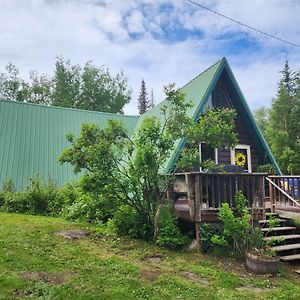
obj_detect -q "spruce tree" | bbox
[138,79,149,114]
[150,88,155,108]
[266,61,300,174]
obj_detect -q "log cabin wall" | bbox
[212,78,260,171]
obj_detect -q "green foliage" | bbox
[1,212,300,300]
[63,188,119,224]
[138,79,150,114]
[186,108,238,149]
[257,164,276,175]
[265,61,300,174]
[253,106,269,136]
[0,63,30,102]
[0,179,15,208]
[110,205,152,239]
[2,176,66,216]
[200,159,225,173]
[176,147,200,171]
[0,58,131,113]
[59,83,193,240]
[59,84,239,241]
[156,206,189,249]
[199,222,224,253]
[211,191,254,257]
[179,108,237,172]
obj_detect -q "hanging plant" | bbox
[235,152,246,167]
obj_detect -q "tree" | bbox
[59,84,238,241]
[253,106,269,136]
[0,58,132,113]
[78,61,131,113]
[138,79,150,114]
[150,88,155,108]
[266,61,300,174]
[51,57,80,108]
[27,70,52,105]
[0,63,29,102]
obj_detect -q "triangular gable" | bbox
[219,59,281,174]
[138,57,281,174]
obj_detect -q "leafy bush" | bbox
[257,164,276,175]
[156,207,189,249]
[63,191,116,224]
[3,176,66,215]
[110,205,152,240]
[200,222,224,253]
[0,179,15,208]
[211,191,253,257]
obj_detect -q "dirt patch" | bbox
[55,229,89,240]
[140,269,161,282]
[180,271,210,286]
[14,290,32,298]
[21,271,69,285]
[142,254,165,264]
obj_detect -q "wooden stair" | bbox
[260,212,300,264]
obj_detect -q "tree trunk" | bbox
[153,204,162,242]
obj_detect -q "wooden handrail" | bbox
[268,175,300,178]
[266,177,300,208]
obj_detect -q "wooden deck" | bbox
[170,172,300,222]
[170,172,267,222]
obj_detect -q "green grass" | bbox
[0,213,300,299]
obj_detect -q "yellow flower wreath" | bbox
[235,152,246,167]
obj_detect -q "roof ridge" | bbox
[180,57,225,90]
[0,98,139,118]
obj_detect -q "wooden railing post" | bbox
[269,177,274,213]
[194,174,201,252]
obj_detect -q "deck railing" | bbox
[172,172,267,222]
[266,176,300,211]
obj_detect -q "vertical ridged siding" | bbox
[0,100,139,190]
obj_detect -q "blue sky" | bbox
[0,0,300,114]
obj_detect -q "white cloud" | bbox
[0,0,299,115]
[126,10,145,34]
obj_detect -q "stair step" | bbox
[280,254,300,262]
[265,212,278,216]
[259,219,286,224]
[271,243,300,252]
[264,234,300,242]
[295,269,300,275]
[261,226,296,232]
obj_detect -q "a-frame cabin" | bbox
[0,57,300,262]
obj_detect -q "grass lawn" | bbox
[0,212,300,299]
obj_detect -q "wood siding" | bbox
[213,77,260,171]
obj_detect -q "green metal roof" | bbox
[0,100,139,189]
[0,57,281,190]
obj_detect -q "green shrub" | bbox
[63,191,116,224]
[0,179,15,208]
[200,222,224,253]
[110,205,152,240]
[156,207,189,249]
[257,164,276,175]
[3,176,66,216]
[211,191,252,257]
[62,178,119,224]
[4,192,30,213]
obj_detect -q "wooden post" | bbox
[185,173,195,219]
[269,177,274,213]
[194,173,201,252]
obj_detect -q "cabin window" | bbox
[230,144,252,173]
[199,143,218,171]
